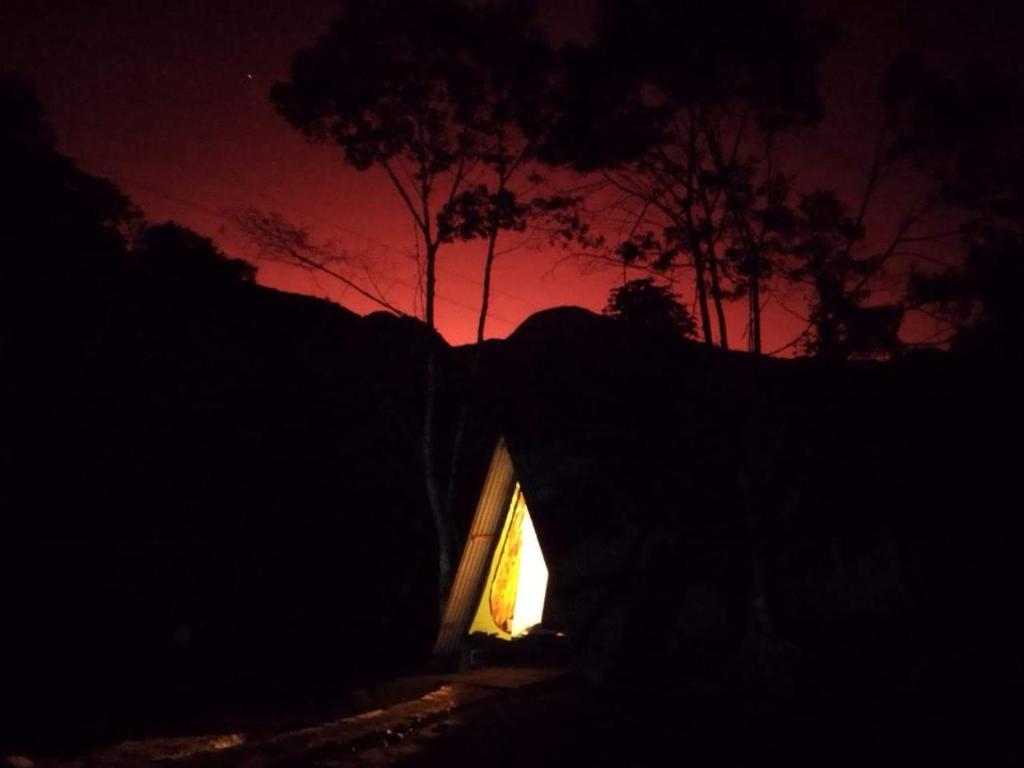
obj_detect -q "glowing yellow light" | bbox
[469,484,548,639]
[508,504,546,636]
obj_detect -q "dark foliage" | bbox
[531,0,829,352]
[437,186,530,244]
[535,0,828,170]
[1,81,440,755]
[910,224,1024,357]
[132,221,256,286]
[451,306,1024,767]
[789,190,905,359]
[603,277,697,339]
[270,0,572,340]
[889,55,1024,357]
[0,72,138,291]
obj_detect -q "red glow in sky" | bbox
[3,0,1022,349]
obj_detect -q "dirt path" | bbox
[25,667,572,768]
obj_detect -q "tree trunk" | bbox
[476,185,503,344]
[749,269,762,354]
[707,247,730,350]
[476,257,494,344]
[445,188,505,556]
[693,251,715,345]
[421,235,453,603]
[423,348,452,604]
[425,241,438,331]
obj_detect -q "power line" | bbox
[55,116,551,324]
[119,169,521,328]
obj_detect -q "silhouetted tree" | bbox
[236,208,404,315]
[535,0,827,351]
[133,221,256,287]
[890,56,1024,356]
[788,190,904,359]
[270,0,464,329]
[270,0,567,596]
[438,185,530,342]
[770,55,1020,360]
[0,72,139,293]
[271,0,557,335]
[604,277,697,339]
[909,225,1024,357]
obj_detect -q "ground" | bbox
[17,667,575,768]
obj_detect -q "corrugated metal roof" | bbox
[432,437,517,660]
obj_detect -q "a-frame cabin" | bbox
[432,437,549,661]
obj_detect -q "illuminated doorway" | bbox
[468,482,548,639]
[433,438,551,660]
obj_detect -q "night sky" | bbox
[3,0,1022,347]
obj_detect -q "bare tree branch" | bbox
[235,208,406,316]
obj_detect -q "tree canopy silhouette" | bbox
[604,277,697,339]
[1,74,256,305]
[1,72,138,292]
[133,221,256,287]
[270,0,587,598]
[787,189,904,360]
[534,0,829,352]
[890,56,1024,357]
[270,0,557,336]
